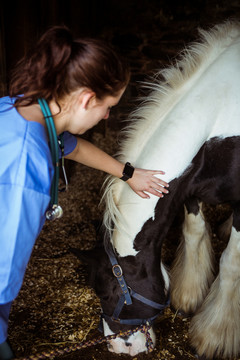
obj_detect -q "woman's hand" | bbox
[127,168,169,199]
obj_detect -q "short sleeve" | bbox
[58,132,77,158]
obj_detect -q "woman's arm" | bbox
[66,137,169,199]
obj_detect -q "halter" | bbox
[100,246,169,330]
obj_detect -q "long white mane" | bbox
[102,20,240,255]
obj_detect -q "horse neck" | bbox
[111,177,185,257]
[107,22,240,257]
[120,27,240,185]
[134,178,186,251]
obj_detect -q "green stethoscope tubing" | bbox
[38,98,60,207]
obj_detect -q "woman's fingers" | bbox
[136,191,150,199]
[148,188,165,197]
[137,188,165,199]
[151,181,169,194]
[158,179,169,188]
[129,168,170,199]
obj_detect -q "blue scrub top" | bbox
[0,97,77,303]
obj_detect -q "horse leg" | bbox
[170,198,215,315]
[190,205,240,359]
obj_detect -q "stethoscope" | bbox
[38,98,68,221]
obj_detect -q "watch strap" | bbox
[120,173,131,181]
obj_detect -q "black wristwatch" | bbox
[120,162,135,181]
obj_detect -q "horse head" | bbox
[70,239,170,356]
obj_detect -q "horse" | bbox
[72,20,240,359]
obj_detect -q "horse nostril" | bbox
[125,342,132,347]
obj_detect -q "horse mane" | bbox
[101,20,240,242]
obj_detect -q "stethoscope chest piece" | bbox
[46,204,63,221]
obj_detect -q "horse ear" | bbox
[69,246,106,289]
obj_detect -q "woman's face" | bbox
[65,88,125,135]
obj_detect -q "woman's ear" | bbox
[80,90,96,110]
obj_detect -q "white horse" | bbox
[74,21,240,358]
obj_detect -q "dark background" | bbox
[1,0,240,131]
[1,0,240,97]
[1,1,240,359]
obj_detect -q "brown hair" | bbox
[9,26,130,106]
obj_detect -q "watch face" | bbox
[123,163,134,177]
[120,162,135,181]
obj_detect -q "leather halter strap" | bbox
[108,251,132,306]
[101,246,169,328]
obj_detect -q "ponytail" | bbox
[10,26,73,104]
[9,26,130,107]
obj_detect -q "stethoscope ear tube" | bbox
[38,98,63,220]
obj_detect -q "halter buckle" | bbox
[112,264,123,278]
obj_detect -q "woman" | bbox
[0,26,168,359]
